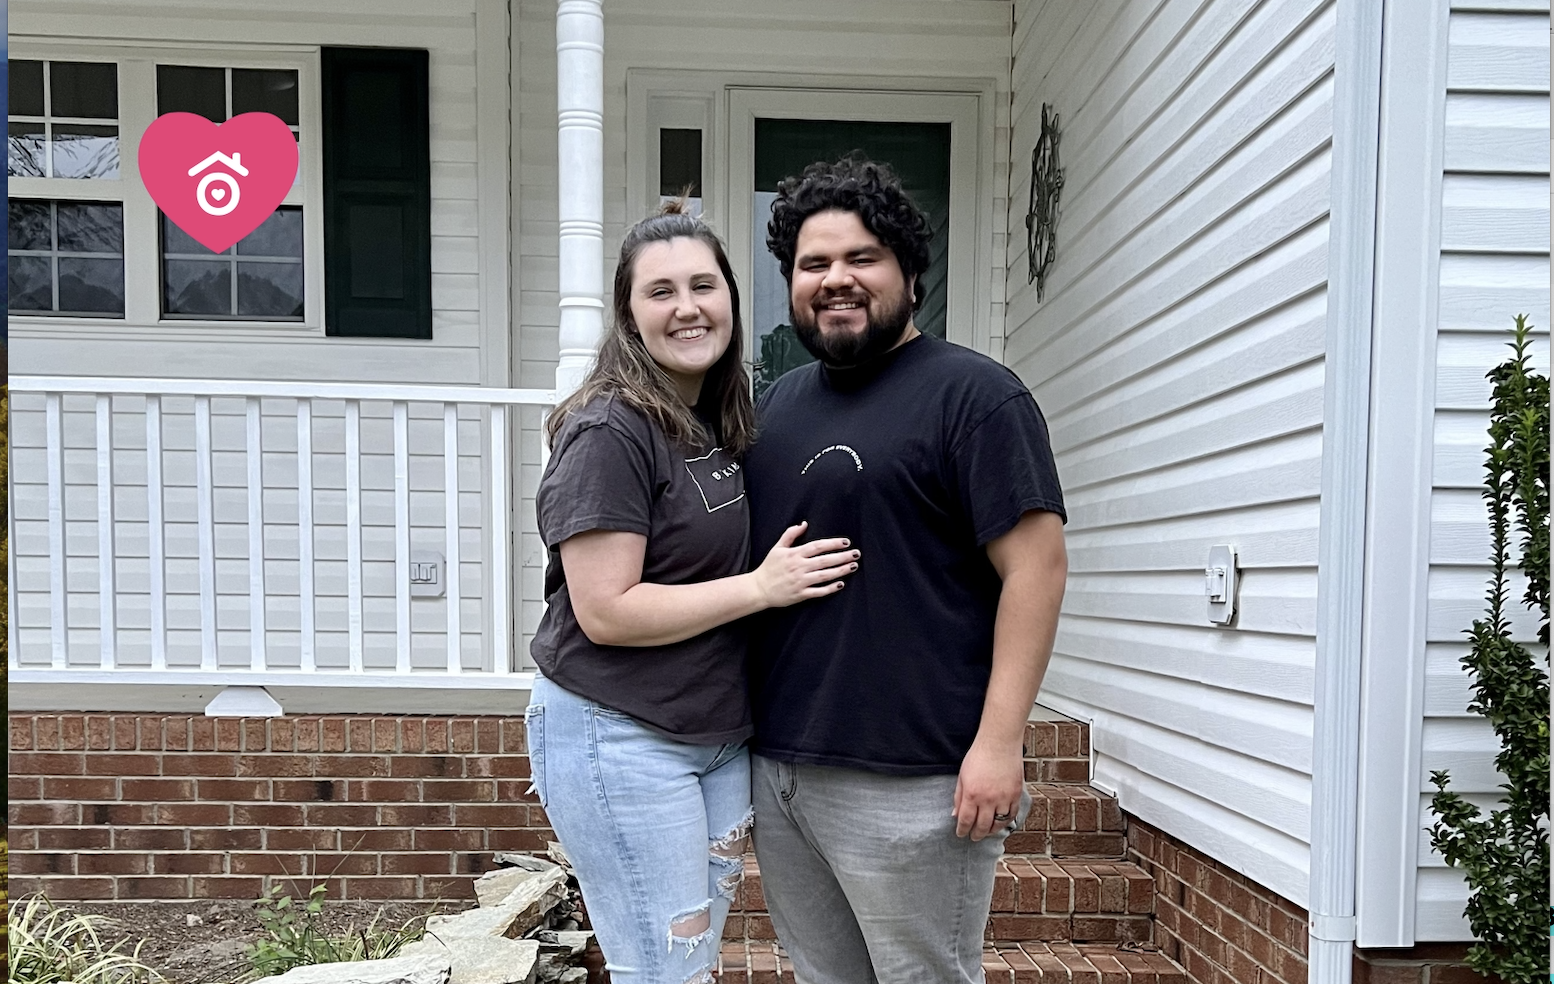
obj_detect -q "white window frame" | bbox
[627,70,998,360]
[8,39,325,336]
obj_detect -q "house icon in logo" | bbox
[188,151,249,217]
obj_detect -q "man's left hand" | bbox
[953,737,1025,841]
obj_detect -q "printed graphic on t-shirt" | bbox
[800,444,864,475]
[684,448,746,513]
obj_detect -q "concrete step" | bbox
[716,941,1186,984]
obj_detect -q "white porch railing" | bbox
[7,376,553,694]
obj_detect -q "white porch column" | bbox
[555,0,605,399]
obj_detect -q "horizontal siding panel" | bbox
[1443,93,1550,171]
[1089,752,1310,906]
[1042,285,1326,448]
[1452,0,1549,10]
[1427,567,1540,640]
[1437,253,1551,331]
[1439,174,1550,252]
[1434,326,1552,407]
[1042,673,1312,810]
[1033,21,1334,307]
[1428,489,1494,565]
[1419,718,1506,791]
[1446,11,1551,92]
[1009,0,1331,903]
[1058,365,1325,491]
[1065,499,1319,572]
[1064,431,1322,529]
[1008,151,1332,373]
[1424,642,1484,717]
[1063,568,1317,637]
[1056,615,1314,704]
[1415,869,1472,940]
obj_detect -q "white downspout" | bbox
[555,0,605,401]
[1309,0,1385,982]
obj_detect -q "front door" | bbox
[724,88,987,393]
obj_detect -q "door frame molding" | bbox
[626,70,999,359]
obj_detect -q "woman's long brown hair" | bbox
[546,202,757,455]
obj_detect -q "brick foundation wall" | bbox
[7,713,553,902]
[1127,818,1310,984]
[1127,819,1494,984]
[1352,945,1492,984]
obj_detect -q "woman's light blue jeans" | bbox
[525,675,751,984]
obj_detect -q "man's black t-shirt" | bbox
[530,393,753,745]
[745,334,1065,775]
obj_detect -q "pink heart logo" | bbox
[138,112,299,254]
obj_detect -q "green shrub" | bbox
[8,895,162,984]
[248,883,424,976]
[1428,314,1549,984]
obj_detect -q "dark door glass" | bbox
[751,119,952,396]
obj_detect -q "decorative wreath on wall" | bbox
[1025,103,1064,300]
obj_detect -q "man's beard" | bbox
[790,287,914,368]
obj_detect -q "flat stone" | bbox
[400,935,540,984]
[473,867,543,908]
[424,869,567,940]
[249,952,450,984]
[492,853,560,873]
[533,930,593,957]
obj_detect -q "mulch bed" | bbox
[66,898,477,984]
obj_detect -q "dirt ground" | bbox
[69,898,476,984]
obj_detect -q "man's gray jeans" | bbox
[751,754,1029,983]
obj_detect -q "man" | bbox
[744,157,1068,983]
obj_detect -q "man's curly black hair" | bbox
[765,156,934,311]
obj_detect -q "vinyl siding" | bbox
[8,0,504,386]
[9,395,493,671]
[1415,0,1549,940]
[1004,0,1336,905]
[8,0,511,672]
[513,0,1013,663]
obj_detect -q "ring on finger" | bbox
[992,810,1013,822]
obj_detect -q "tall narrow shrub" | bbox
[1428,314,1549,984]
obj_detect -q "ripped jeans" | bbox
[526,675,751,984]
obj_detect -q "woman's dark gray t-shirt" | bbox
[530,394,753,745]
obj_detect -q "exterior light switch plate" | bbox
[1205,544,1237,625]
[410,551,446,598]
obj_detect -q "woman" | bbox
[525,203,859,983]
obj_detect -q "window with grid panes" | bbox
[8,46,430,337]
[7,59,126,316]
[156,65,304,320]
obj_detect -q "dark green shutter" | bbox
[321,47,432,339]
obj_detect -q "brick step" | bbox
[725,856,1155,945]
[1007,782,1126,857]
[1021,716,1092,784]
[716,941,1185,984]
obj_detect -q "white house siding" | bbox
[10,395,492,672]
[1414,0,1549,940]
[8,0,514,675]
[1004,0,1337,906]
[513,0,1014,664]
